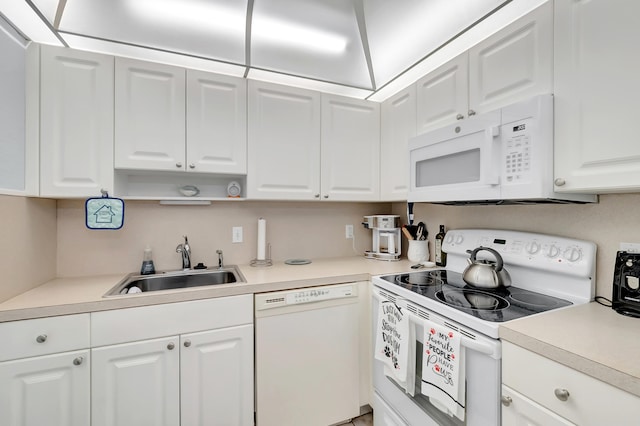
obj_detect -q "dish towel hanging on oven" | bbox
[374,297,413,394]
[420,320,466,421]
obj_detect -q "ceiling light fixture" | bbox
[252,17,347,55]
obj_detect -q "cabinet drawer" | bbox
[502,341,640,426]
[0,314,90,361]
[91,295,253,347]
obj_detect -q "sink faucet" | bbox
[216,249,224,269]
[176,235,191,270]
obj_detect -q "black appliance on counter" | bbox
[612,251,640,317]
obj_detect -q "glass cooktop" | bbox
[380,270,572,323]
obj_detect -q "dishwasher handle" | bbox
[255,283,358,313]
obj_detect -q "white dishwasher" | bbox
[255,283,360,426]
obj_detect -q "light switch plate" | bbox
[345,224,354,239]
[232,226,243,243]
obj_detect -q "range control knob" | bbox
[545,244,560,258]
[525,241,541,255]
[455,235,464,244]
[445,234,455,244]
[563,247,582,262]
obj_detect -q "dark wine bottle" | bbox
[435,225,447,267]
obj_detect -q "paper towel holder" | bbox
[250,243,273,267]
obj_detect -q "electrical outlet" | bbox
[232,226,243,243]
[345,224,354,239]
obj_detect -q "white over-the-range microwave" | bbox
[408,94,597,204]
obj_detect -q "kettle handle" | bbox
[469,246,504,271]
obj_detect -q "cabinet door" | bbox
[0,350,90,426]
[468,1,552,115]
[247,81,321,200]
[502,385,575,426]
[380,85,416,201]
[416,53,468,134]
[115,58,186,171]
[321,94,380,201]
[40,46,114,197]
[91,336,179,426]
[554,0,640,192]
[187,70,247,174]
[181,325,254,426]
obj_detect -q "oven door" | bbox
[408,110,502,203]
[372,286,501,426]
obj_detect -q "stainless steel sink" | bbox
[103,267,245,297]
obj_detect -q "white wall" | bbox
[394,194,640,298]
[56,200,388,277]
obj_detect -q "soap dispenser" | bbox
[140,246,156,275]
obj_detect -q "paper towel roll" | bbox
[257,218,266,260]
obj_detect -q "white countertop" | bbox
[0,257,415,322]
[499,302,640,398]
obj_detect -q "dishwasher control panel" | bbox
[255,283,357,311]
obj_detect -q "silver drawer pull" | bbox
[167,342,175,350]
[36,334,47,343]
[554,388,570,401]
[456,114,464,120]
[73,356,84,366]
[501,395,513,407]
[184,340,191,348]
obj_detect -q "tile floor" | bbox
[337,412,373,426]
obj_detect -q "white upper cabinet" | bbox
[186,70,247,174]
[468,0,553,115]
[321,94,380,201]
[554,0,640,193]
[247,80,321,200]
[115,58,186,171]
[381,85,416,201]
[416,53,468,135]
[416,1,552,135]
[40,45,114,197]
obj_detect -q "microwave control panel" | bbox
[502,118,532,184]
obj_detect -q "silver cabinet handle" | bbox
[183,340,191,348]
[167,342,175,350]
[554,388,570,401]
[189,163,195,169]
[36,334,47,343]
[73,356,84,366]
[314,194,320,198]
[468,109,476,116]
[501,395,513,407]
[176,162,182,168]
[456,114,465,120]
[554,178,566,186]
[323,195,329,199]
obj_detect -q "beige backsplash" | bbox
[0,195,57,302]
[56,200,389,277]
[5,193,640,303]
[393,193,640,298]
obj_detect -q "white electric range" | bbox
[371,229,596,426]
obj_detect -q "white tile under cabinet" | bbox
[553,0,640,193]
[416,1,552,135]
[502,341,640,426]
[0,314,90,426]
[91,296,253,426]
[321,94,380,201]
[247,80,321,200]
[39,45,114,198]
[380,85,416,201]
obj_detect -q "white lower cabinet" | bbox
[0,350,90,426]
[502,341,640,426]
[91,296,254,426]
[0,314,91,426]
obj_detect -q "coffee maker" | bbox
[612,251,640,317]
[363,215,401,261]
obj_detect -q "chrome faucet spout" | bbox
[176,235,191,270]
[216,249,223,269]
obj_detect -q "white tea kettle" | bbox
[462,246,512,288]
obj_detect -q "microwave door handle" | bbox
[485,125,501,186]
